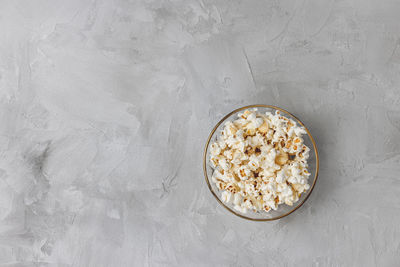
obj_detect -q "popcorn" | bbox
[219,158,230,171]
[234,205,247,213]
[276,168,287,184]
[233,193,242,205]
[210,143,221,156]
[209,109,312,213]
[221,191,232,203]
[237,165,252,180]
[248,154,260,171]
[254,118,264,128]
[275,151,289,165]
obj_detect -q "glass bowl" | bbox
[203,104,319,221]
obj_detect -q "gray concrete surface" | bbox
[1,0,400,266]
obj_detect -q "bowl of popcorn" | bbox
[203,105,319,221]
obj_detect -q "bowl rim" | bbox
[203,104,319,221]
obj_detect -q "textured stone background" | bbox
[1,0,400,266]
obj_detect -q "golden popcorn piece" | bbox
[280,140,285,148]
[233,173,241,182]
[263,205,271,212]
[245,127,256,136]
[275,151,289,165]
[229,125,238,135]
[285,139,292,149]
[291,183,301,191]
[216,181,227,190]
[258,120,269,133]
[285,199,293,206]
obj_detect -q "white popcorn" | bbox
[244,182,256,197]
[266,182,277,195]
[243,198,254,210]
[264,199,278,211]
[247,112,256,122]
[237,165,252,180]
[219,158,230,171]
[248,154,260,171]
[276,168,287,184]
[236,129,245,140]
[210,143,221,156]
[211,169,223,182]
[263,148,278,169]
[249,134,264,147]
[247,116,263,130]
[278,183,293,198]
[254,117,264,128]
[234,205,247,213]
[260,167,275,178]
[293,127,307,136]
[221,191,232,203]
[234,118,248,127]
[218,139,227,150]
[223,150,233,160]
[221,172,234,183]
[209,109,311,213]
[237,181,245,189]
[233,193,242,205]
